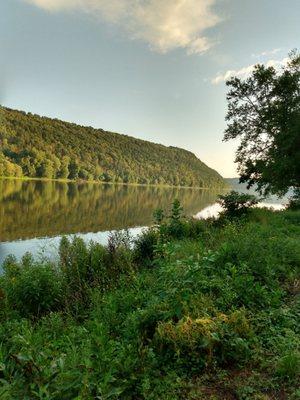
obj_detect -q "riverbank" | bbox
[0,206,299,399]
[0,175,229,191]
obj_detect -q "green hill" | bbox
[0,107,226,188]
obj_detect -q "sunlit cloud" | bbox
[211,57,289,85]
[24,0,222,54]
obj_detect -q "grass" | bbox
[0,205,299,399]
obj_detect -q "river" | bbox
[0,179,288,265]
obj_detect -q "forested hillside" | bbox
[0,107,225,188]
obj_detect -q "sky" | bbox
[1,0,299,177]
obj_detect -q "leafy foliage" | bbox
[218,190,259,218]
[1,254,64,318]
[0,106,226,188]
[0,204,299,399]
[287,188,300,210]
[224,50,300,196]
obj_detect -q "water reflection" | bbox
[0,178,219,240]
[0,179,288,265]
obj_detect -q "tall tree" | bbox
[224,51,300,196]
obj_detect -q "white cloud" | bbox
[24,0,221,54]
[187,37,213,55]
[211,57,289,85]
[24,0,79,11]
[252,48,282,58]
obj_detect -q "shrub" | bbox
[134,228,158,267]
[153,199,186,242]
[0,202,299,398]
[153,208,165,226]
[59,233,135,313]
[106,229,135,277]
[154,311,252,373]
[1,255,64,318]
[218,191,259,218]
[167,199,185,239]
[276,351,300,381]
[59,236,91,311]
[107,229,132,254]
[183,217,208,239]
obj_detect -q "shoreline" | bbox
[0,175,229,191]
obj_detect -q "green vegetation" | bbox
[0,200,299,399]
[224,50,300,196]
[217,191,259,218]
[0,107,225,188]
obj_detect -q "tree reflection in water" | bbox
[0,179,220,242]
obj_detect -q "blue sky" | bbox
[1,0,299,176]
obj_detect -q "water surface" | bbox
[0,179,220,264]
[0,179,289,265]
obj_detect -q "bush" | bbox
[183,217,208,239]
[166,199,185,239]
[59,236,91,312]
[0,202,299,398]
[59,233,135,313]
[276,351,300,381]
[106,229,135,277]
[1,255,64,318]
[134,228,158,267]
[218,191,259,218]
[154,310,252,373]
[153,199,187,243]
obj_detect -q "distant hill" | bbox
[225,178,251,192]
[0,107,226,188]
[225,178,290,204]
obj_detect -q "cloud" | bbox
[252,48,282,58]
[24,0,221,54]
[211,57,289,85]
[24,0,80,11]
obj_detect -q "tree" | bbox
[218,191,259,218]
[39,159,54,179]
[0,154,22,177]
[224,51,300,196]
[68,159,79,180]
[58,156,70,179]
[20,156,36,176]
[78,168,92,181]
[0,105,226,189]
[101,172,112,183]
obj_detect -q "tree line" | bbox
[0,107,226,189]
